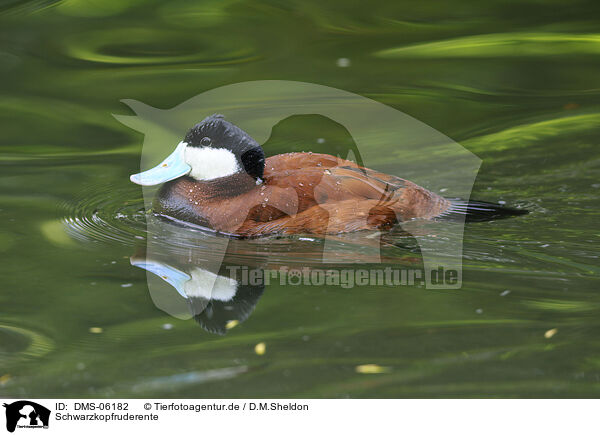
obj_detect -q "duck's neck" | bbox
[192,172,260,199]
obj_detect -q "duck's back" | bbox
[236,153,451,236]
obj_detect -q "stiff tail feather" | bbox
[440,199,528,222]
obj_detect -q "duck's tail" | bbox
[441,199,528,222]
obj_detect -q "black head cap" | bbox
[184,114,265,180]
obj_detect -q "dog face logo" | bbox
[2,401,50,433]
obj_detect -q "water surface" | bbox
[1,0,599,398]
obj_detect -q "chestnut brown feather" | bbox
[153,152,451,237]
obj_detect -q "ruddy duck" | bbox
[130,115,526,237]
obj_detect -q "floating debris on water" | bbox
[475,308,483,314]
[226,320,239,330]
[0,374,11,386]
[162,323,174,330]
[544,328,558,339]
[336,57,351,67]
[89,327,103,334]
[500,290,511,296]
[254,342,266,355]
[355,364,390,374]
[120,283,133,288]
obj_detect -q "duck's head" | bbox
[130,114,265,186]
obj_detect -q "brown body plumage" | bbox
[154,152,451,237]
[131,115,526,234]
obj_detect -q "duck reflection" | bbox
[131,254,264,335]
[131,214,425,334]
[130,212,272,334]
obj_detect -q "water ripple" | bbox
[61,183,147,246]
[376,32,600,58]
[0,324,54,365]
[62,27,258,66]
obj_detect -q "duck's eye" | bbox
[200,137,212,146]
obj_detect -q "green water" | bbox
[1,0,600,398]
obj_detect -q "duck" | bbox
[130,114,526,237]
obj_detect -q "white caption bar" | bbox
[0,398,598,435]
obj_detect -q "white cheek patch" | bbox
[184,146,241,180]
[183,268,238,301]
